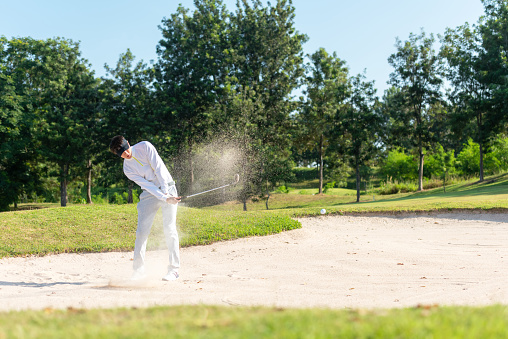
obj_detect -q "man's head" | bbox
[109,135,132,159]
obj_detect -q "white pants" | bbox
[133,190,180,272]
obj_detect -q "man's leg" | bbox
[161,202,180,279]
[133,192,162,271]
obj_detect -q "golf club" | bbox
[181,174,240,200]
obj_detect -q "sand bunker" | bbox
[1,212,507,311]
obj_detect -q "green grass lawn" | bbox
[2,173,508,338]
[1,304,507,338]
[210,173,508,215]
[0,205,299,258]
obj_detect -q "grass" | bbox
[1,304,508,338]
[2,172,508,338]
[0,205,300,258]
[210,173,508,215]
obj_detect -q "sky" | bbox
[1,0,486,95]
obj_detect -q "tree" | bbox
[228,0,307,208]
[154,0,306,209]
[34,38,97,207]
[339,74,382,202]
[0,37,46,209]
[387,30,443,191]
[103,49,155,203]
[155,0,232,193]
[441,23,491,182]
[80,80,101,204]
[298,48,349,194]
[477,0,508,148]
[0,66,30,209]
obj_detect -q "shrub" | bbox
[275,186,291,194]
[424,144,457,179]
[92,194,108,204]
[456,138,480,176]
[323,181,336,193]
[379,148,417,182]
[378,181,418,195]
[487,136,508,174]
[109,191,140,204]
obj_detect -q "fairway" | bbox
[1,212,507,311]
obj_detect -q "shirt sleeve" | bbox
[123,164,168,201]
[144,142,175,196]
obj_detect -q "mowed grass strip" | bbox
[229,174,508,216]
[1,304,507,339]
[0,204,137,258]
[0,204,301,258]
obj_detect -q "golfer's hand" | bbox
[166,196,181,205]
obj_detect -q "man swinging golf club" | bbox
[109,135,181,281]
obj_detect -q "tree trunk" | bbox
[478,112,484,182]
[60,163,69,207]
[86,159,93,204]
[243,198,247,211]
[443,169,447,193]
[265,180,270,210]
[416,105,424,191]
[479,142,484,182]
[319,134,324,194]
[356,161,361,203]
[418,146,424,191]
[189,140,195,192]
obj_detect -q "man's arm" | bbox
[144,142,176,196]
[123,166,168,201]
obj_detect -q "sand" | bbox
[1,212,508,311]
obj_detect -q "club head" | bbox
[233,174,240,184]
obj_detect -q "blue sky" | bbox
[1,0,485,95]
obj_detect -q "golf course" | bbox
[3,0,508,337]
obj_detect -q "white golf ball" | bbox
[320,208,326,215]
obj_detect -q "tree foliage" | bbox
[298,47,348,194]
[339,74,382,202]
[387,30,444,191]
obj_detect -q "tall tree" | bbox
[228,0,307,208]
[103,49,155,202]
[387,30,443,191]
[0,37,46,209]
[477,0,508,141]
[339,74,382,202]
[298,48,349,194]
[155,0,232,193]
[35,38,97,207]
[225,85,265,211]
[83,80,102,204]
[0,61,34,210]
[441,23,491,182]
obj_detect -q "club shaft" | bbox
[184,183,234,198]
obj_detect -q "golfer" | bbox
[109,135,181,281]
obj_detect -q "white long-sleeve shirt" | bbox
[123,141,175,201]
